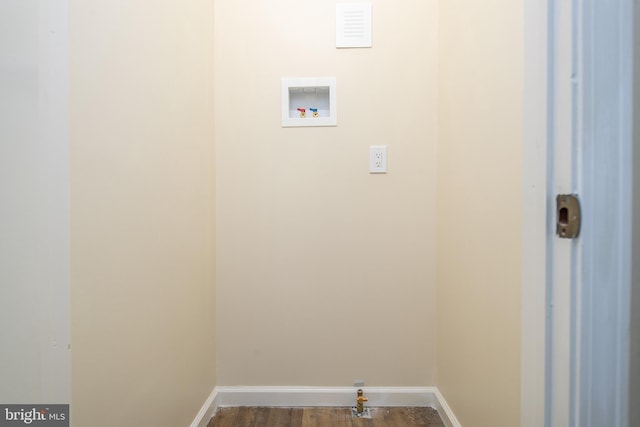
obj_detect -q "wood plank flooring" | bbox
[207,407,445,427]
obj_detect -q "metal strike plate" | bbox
[556,194,581,239]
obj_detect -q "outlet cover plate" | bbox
[369,146,387,173]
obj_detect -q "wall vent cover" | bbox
[336,3,372,48]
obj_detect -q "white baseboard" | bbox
[433,388,462,427]
[190,386,460,427]
[214,386,437,408]
[189,388,220,427]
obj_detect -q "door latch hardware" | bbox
[556,194,581,239]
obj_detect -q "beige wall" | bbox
[436,1,523,426]
[65,0,527,423]
[215,0,438,386]
[69,1,216,426]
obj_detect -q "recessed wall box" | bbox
[281,77,337,127]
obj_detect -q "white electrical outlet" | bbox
[369,146,387,173]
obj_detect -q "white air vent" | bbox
[336,3,372,48]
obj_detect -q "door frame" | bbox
[521,0,549,424]
[521,0,634,426]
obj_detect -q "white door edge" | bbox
[522,1,635,426]
[521,0,549,425]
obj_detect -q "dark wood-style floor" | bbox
[207,406,445,427]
